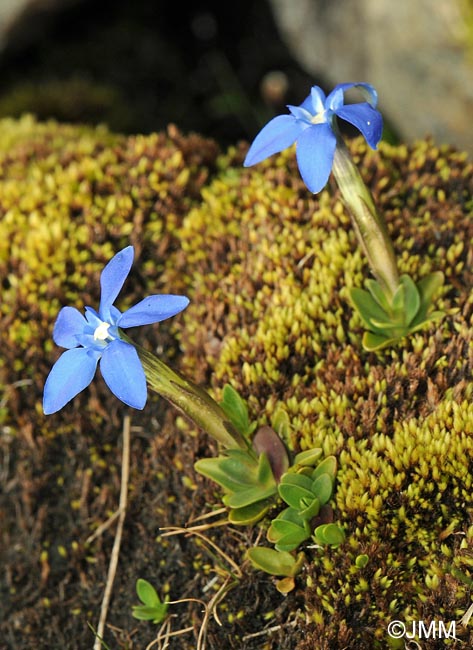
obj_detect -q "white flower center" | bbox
[311,109,327,125]
[94,321,111,341]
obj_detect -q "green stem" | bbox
[332,137,399,298]
[122,334,248,450]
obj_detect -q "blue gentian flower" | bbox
[244,82,383,193]
[43,246,189,414]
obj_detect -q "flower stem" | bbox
[332,137,399,298]
[123,336,249,450]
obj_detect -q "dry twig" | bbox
[93,415,131,650]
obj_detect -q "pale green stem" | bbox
[121,334,248,450]
[332,137,400,298]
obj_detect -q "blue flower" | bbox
[244,82,383,193]
[43,246,189,414]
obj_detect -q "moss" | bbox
[2,116,473,649]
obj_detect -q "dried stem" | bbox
[93,415,130,650]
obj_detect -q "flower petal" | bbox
[295,123,337,193]
[43,348,99,414]
[53,306,87,348]
[309,86,327,114]
[100,339,147,409]
[117,294,189,328]
[334,103,383,149]
[99,246,134,321]
[243,115,305,167]
[287,104,313,122]
[327,82,378,109]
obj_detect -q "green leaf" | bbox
[223,482,277,508]
[311,456,337,481]
[194,456,250,493]
[256,450,279,490]
[196,449,277,508]
[246,547,305,577]
[410,271,444,328]
[136,578,160,607]
[219,384,254,436]
[311,473,333,505]
[362,330,397,351]
[228,500,270,525]
[398,274,420,325]
[220,449,260,483]
[365,278,391,312]
[351,272,444,351]
[350,286,391,331]
[293,448,323,468]
[298,495,320,520]
[355,554,369,569]
[313,523,346,546]
[268,508,311,551]
[132,579,169,624]
[278,473,314,509]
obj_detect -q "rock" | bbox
[269,0,473,153]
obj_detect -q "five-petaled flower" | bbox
[244,82,383,193]
[43,246,189,414]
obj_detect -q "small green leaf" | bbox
[223,482,277,508]
[311,456,337,481]
[136,578,160,607]
[351,272,444,351]
[293,448,323,468]
[132,580,169,624]
[220,449,260,483]
[313,523,346,546]
[276,576,296,594]
[362,331,397,351]
[298,495,320,520]
[410,271,444,328]
[196,449,277,509]
[278,473,314,509]
[268,508,311,551]
[228,500,270,525]
[417,270,444,307]
[246,547,305,577]
[398,275,421,325]
[311,473,333,505]
[194,456,248,493]
[219,384,254,436]
[131,605,165,623]
[365,278,391,312]
[350,286,391,330]
[355,554,369,569]
[390,278,407,315]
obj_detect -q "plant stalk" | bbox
[123,336,248,450]
[332,137,399,298]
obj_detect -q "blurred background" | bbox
[0,0,472,151]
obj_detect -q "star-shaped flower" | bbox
[244,82,383,193]
[43,246,189,414]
